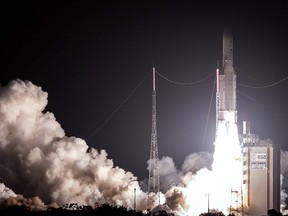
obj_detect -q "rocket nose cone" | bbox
[223,26,233,39]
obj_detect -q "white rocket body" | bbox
[217,27,237,126]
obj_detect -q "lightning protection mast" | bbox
[147,66,160,210]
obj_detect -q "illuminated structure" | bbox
[147,66,160,209]
[242,121,281,215]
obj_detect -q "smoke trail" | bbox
[0,79,147,210]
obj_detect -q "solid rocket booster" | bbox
[217,27,237,124]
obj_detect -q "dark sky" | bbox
[1,0,288,181]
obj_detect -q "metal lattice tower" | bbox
[147,66,160,210]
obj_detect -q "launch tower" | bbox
[147,66,160,209]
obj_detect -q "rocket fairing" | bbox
[216,27,237,125]
[222,27,233,68]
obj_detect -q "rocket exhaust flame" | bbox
[172,121,243,215]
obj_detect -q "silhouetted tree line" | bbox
[0,203,175,216]
[199,208,284,216]
[267,208,283,216]
[0,203,285,216]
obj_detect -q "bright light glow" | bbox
[171,112,243,215]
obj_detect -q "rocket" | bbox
[216,27,237,126]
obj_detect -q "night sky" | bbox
[1,1,288,181]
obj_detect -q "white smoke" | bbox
[1,79,286,215]
[0,194,50,211]
[147,152,213,215]
[0,183,16,199]
[181,151,213,174]
[0,79,147,210]
[0,182,56,210]
[0,79,213,215]
[147,152,213,196]
[165,186,190,215]
[157,156,181,191]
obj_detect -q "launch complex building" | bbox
[217,27,280,215]
[241,121,280,216]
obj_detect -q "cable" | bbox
[237,91,258,103]
[201,72,216,151]
[156,70,215,85]
[86,71,150,141]
[235,67,267,83]
[86,68,214,142]
[239,74,288,89]
[238,90,288,128]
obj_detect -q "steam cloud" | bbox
[0,79,211,214]
[0,79,287,215]
[0,79,147,210]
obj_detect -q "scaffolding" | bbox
[230,187,244,216]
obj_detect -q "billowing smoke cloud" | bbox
[0,194,51,211]
[0,79,147,210]
[181,151,213,174]
[0,183,16,199]
[157,156,181,191]
[165,187,189,214]
[144,151,213,194]
[144,152,213,215]
[155,152,213,192]
[0,79,215,215]
[0,183,47,210]
[1,79,287,215]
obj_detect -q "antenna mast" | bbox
[147,65,160,209]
